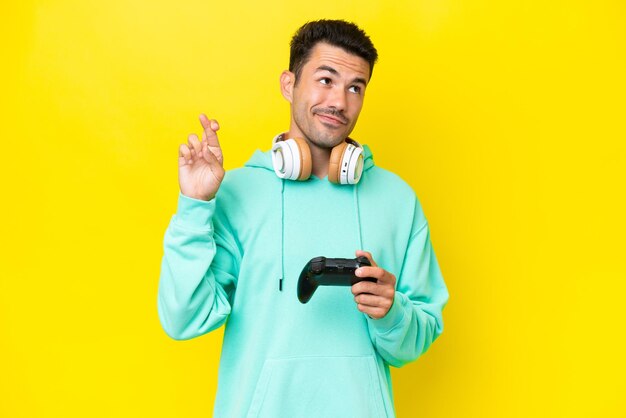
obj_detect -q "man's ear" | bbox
[280,70,295,103]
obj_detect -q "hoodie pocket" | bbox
[246,356,387,418]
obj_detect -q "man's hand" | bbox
[351,250,397,319]
[178,114,225,201]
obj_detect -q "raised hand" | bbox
[178,114,225,201]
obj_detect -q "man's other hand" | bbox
[351,250,397,319]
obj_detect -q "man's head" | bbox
[281,20,378,150]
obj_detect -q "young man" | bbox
[158,20,449,418]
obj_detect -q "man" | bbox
[158,19,449,418]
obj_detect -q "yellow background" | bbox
[2,1,625,417]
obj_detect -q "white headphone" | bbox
[271,133,364,184]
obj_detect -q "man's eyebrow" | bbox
[315,65,339,75]
[315,65,368,85]
[351,77,368,86]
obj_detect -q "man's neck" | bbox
[308,145,331,179]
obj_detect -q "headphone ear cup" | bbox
[328,142,348,184]
[341,144,364,185]
[292,138,312,180]
[272,141,293,180]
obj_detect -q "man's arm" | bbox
[157,114,239,340]
[157,193,239,340]
[352,203,449,367]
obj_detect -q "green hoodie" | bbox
[157,144,449,417]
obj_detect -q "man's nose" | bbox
[327,86,347,111]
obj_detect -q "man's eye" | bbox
[320,78,331,85]
[349,85,361,94]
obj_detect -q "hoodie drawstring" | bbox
[354,183,363,251]
[279,178,285,291]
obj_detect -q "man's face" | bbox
[283,43,371,149]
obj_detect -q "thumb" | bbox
[355,250,378,267]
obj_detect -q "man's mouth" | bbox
[313,110,348,126]
[317,114,345,126]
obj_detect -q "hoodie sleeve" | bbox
[366,201,449,367]
[157,192,240,340]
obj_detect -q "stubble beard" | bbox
[293,108,354,151]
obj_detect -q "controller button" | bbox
[311,262,323,274]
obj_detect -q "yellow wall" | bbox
[2,1,624,417]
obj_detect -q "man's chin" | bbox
[309,135,347,149]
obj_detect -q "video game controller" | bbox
[297,256,377,304]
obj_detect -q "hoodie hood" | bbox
[244,143,375,174]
